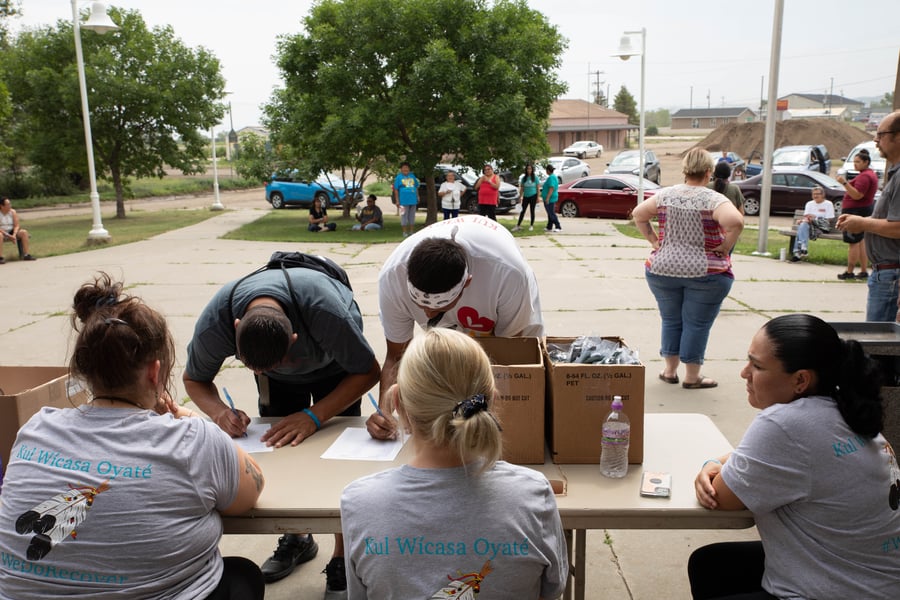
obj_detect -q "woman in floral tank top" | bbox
[631,148,744,389]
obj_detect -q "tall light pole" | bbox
[210,127,224,210]
[614,28,646,207]
[72,1,117,243]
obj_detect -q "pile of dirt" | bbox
[690,120,873,161]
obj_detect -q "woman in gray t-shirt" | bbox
[341,329,567,599]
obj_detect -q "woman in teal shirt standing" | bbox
[513,164,540,231]
[541,164,562,232]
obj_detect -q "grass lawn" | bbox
[614,223,850,266]
[14,210,221,260]
[223,211,547,243]
[12,176,260,210]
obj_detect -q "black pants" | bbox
[204,556,265,600]
[688,541,777,600]
[478,204,497,221]
[255,371,362,417]
[517,194,538,226]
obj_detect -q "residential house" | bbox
[671,107,757,129]
[547,99,634,153]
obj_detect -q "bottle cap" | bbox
[612,396,623,409]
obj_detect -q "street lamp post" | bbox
[72,1,118,243]
[614,28,646,205]
[210,127,224,210]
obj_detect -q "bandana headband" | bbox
[407,265,468,309]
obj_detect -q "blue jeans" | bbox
[646,271,734,364]
[795,221,811,253]
[866,268,900,322]
[545,201,561,230]
[352,223,382,231]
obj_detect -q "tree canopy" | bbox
[265,0,567,222]
[613,86,638,127]
[2,8,224,216]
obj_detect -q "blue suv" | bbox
[265,171,363,209]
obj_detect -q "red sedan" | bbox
[555,174,660,219]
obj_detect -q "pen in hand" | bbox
[222,387,248,437]
[369,392,400,441]
[368,392,385,417]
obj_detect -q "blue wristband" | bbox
[302,408,321,430]
[702,459,722,468]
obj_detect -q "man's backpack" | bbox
[227,251,352,331]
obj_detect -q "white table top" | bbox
[222,412,753,534]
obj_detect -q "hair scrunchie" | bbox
[452,394,488,419]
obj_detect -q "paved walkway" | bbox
[0,191,871,599]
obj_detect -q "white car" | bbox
[547,157,591,184]
[563,141,603,159]
[837,140,886,190]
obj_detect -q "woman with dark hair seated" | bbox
[0,273,265,599]
[689,314,900,599]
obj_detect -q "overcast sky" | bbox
[13,0,899,130]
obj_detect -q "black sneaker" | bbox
[260,534,319,583]
[790,254,801,262]
[323,556,347,593]
[837,271,855,280]
[22,254,36,261]
[856,271,869,279]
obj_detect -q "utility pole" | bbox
[828,77,834,115]
[690,86,693,109]
[707,89,711,109]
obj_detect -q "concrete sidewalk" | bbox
[0,198,871,599]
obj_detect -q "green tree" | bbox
[2,8,224,217]
[645,108,670,128]
[613,86,638,126]
[234,132,279,184]
[265,0,567,223]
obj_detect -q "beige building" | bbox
[778,93,863,117]
[547,99,634,153]
[671,107,757,129]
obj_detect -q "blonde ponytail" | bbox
[397,329,501,472]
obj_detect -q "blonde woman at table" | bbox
[632,147,743,389]
[689,314,900,599]
[341,329,567,599]
[0,273,265,600]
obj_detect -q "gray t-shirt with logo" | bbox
[0,406,239,599]
[722,396,900,598]
[341,461,568,599]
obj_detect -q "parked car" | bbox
[771,144,831,174]
[563,141,603,159]
[604,150,661,184]
[555,174,659,219]
[744,151,763,177]
[266,171,363,209]
[417,164,519,214]
[546,156,591,184]
[734,170,844,216]
[837,140,886,189]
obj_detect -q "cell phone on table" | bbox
[640,471,672,498]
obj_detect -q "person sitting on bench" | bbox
[791,186,834,262]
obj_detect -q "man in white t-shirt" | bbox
[367,215,543,439]
[791,186,835,261]
[437,171,466,220]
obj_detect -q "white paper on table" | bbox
[321,427,405,461]
[231,420,274,454]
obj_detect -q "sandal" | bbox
[682,377,718,389]
[658,372,679,384]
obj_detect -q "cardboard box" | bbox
[475,337,546,464]
[1,367,88,474]
[545,337,645,464]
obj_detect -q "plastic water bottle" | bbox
[600,396,630,478]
